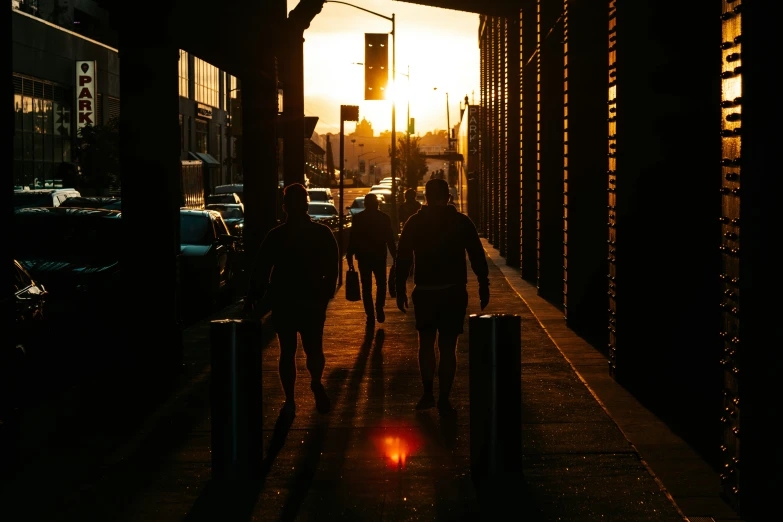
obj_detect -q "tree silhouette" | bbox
[389,135,428,190]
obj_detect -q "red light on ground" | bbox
[376,431,420,470]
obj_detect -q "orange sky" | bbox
[288,0,480,137]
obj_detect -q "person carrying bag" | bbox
[346,265,361,302]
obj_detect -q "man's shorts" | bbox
[411,285,469,335]
[271,302,326,335]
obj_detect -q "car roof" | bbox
[13,206,121,218]
[180,208,222,217]
[14,188,78,194]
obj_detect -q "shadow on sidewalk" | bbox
[277,326,378,521]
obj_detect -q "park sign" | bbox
[75,60,97,131]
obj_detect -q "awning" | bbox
[189,152,221,166]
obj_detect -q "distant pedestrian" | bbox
[347,193,397,326]
[398,188,422,229]
[243,183,337,417]
[395,179,490,414]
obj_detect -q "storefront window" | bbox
[13,75,72,188]
[193,56,219,108]
[179,50,189,98]
[196,119,208,154]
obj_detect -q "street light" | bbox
[324,0,398,235]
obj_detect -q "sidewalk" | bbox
[1,240,742,521]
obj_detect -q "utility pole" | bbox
[339,104,359,285]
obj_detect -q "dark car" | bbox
[60,196,122,210]
[179,208,239,310]
[205,203,244,248]
[2,260,48,421]
[11,207,124,374]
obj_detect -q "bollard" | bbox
[468,313,522,490]
[210,319,263,481]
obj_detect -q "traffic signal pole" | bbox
[324,1,398,237]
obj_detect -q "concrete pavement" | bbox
[0,239,742,521]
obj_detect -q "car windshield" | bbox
[13,192,52,208]
[308,191,330,201]
[207,205,243,220]
[180,213,215,245]
[309,203,338,216]
[12,211,123,263]
[351,199,364,208]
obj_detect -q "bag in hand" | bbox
[346,266,361,301]
[388,262,397,298]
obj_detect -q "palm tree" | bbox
[389,134,427,190]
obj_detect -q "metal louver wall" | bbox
[719,0,741,510]
[607,0,618,374]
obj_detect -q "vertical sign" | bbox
[467,105,479,169]
[76,60,97,131]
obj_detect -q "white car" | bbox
[307,187,334,205]
[308,202,340,221]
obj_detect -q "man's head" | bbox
[283,183,309,217]
[364,193,379,210]
[404,188,416,202]
[424,178,449,206]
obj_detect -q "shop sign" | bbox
[468,105,479,164]
[75,61,97,130]
[196,103,212,119]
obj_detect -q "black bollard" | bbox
[468,313,522,491]
[210,319,263,481]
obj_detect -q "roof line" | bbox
[12,8,119,52]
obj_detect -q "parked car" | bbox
[213,184,244,203]
[347,196,366,216]
[60,196,122,210]
[205,203,245,248]
[179,208,240,309]
[2,260,48,420]
[205,192,242,206]
[13,188,80,209]
[11,207,124,373]
[307,187,334,205]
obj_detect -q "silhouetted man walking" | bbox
[395,179,490,414]
[244,183,337,417]
[398,188,422,230]
[347,193,397,326]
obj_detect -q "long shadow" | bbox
[277,326,377,522]
[183,411,295,522]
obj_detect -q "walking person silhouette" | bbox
[398,188,422,231]
[347,193,397,327]
[243,183,337,417]
[395,179,490,414]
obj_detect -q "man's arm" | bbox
[395,219,414,293]
[322,226,339,303]
[463,217,490,309]
[385,214,397,259]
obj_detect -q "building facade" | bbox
[429,1,778,519]
[11,2,240,193]
[11,6,119,189]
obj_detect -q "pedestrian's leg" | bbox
[437,334,459,409]
[301,320,331,414]
[358,261,375,324]
[374,259,387,322]
[277,327,298,415]
[416,330,437,409]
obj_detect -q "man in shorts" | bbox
[394,178,490,413]
[243,183,338,417]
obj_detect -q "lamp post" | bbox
[351,138,356,176]
[324,1,398,236]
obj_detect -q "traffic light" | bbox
[365,33,389,100]
[408,117,415,134]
